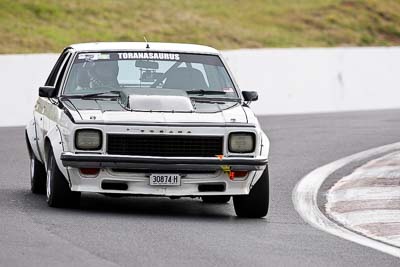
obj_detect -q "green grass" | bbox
[1,0,400,53]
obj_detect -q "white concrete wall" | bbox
[0,54,58,126]
[223,47,400,115]
[0,47,399,126]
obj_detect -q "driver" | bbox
[76,68,90,90]
[81,60,119,89]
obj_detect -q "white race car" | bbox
[25,42,270,218]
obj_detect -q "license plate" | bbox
[149,174,181,186]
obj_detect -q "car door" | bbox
[35,50,71,160]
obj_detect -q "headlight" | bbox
[228,132,255,153]
[75,129,102,150]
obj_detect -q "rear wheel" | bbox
[233,167,269,218]
[46,148,80,208]
[29,151,46,194]
[201,195,231,204]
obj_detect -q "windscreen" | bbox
[63,52,237,98]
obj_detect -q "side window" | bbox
[45,51,69,86]
[54,53,72,94]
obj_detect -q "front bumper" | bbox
[61,153,268,196]
[61,153,267,171]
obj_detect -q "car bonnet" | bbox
[61,98,249,124]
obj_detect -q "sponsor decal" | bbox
[118,52,180,61]
[78,53,110,61]
[220,165,230,173]
[220,165,233,179]
[223,87,234,93]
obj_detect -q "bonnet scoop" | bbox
[120,88,194,112]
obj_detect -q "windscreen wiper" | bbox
[187,90,240,102]
[190,97,241,103]
[65,90,121,99]
[186,89,227,95]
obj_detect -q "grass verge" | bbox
[1,0,400,53]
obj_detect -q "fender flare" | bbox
[250,131,270,187]
[44,125,70,181]
[25,118,44,163]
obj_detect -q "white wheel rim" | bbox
[46,161,51,199]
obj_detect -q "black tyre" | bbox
[46,148,80,208]
[201,195,231,204]
[233,167,269,218]
[29,150,46,194]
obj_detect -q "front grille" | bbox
[107,134,223,157]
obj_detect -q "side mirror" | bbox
[242,91,258,102]
[39,86,57,98]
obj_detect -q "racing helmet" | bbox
[87,60,119,88]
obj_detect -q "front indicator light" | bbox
[80,168,100,176]
[229,170,248,180]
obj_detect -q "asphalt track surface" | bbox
[1,110,400,266]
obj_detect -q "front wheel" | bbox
[46,148,80,208]
[233,167,269,218]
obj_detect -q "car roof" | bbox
[68,42,220,55]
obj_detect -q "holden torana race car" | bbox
[25,42,270,218]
